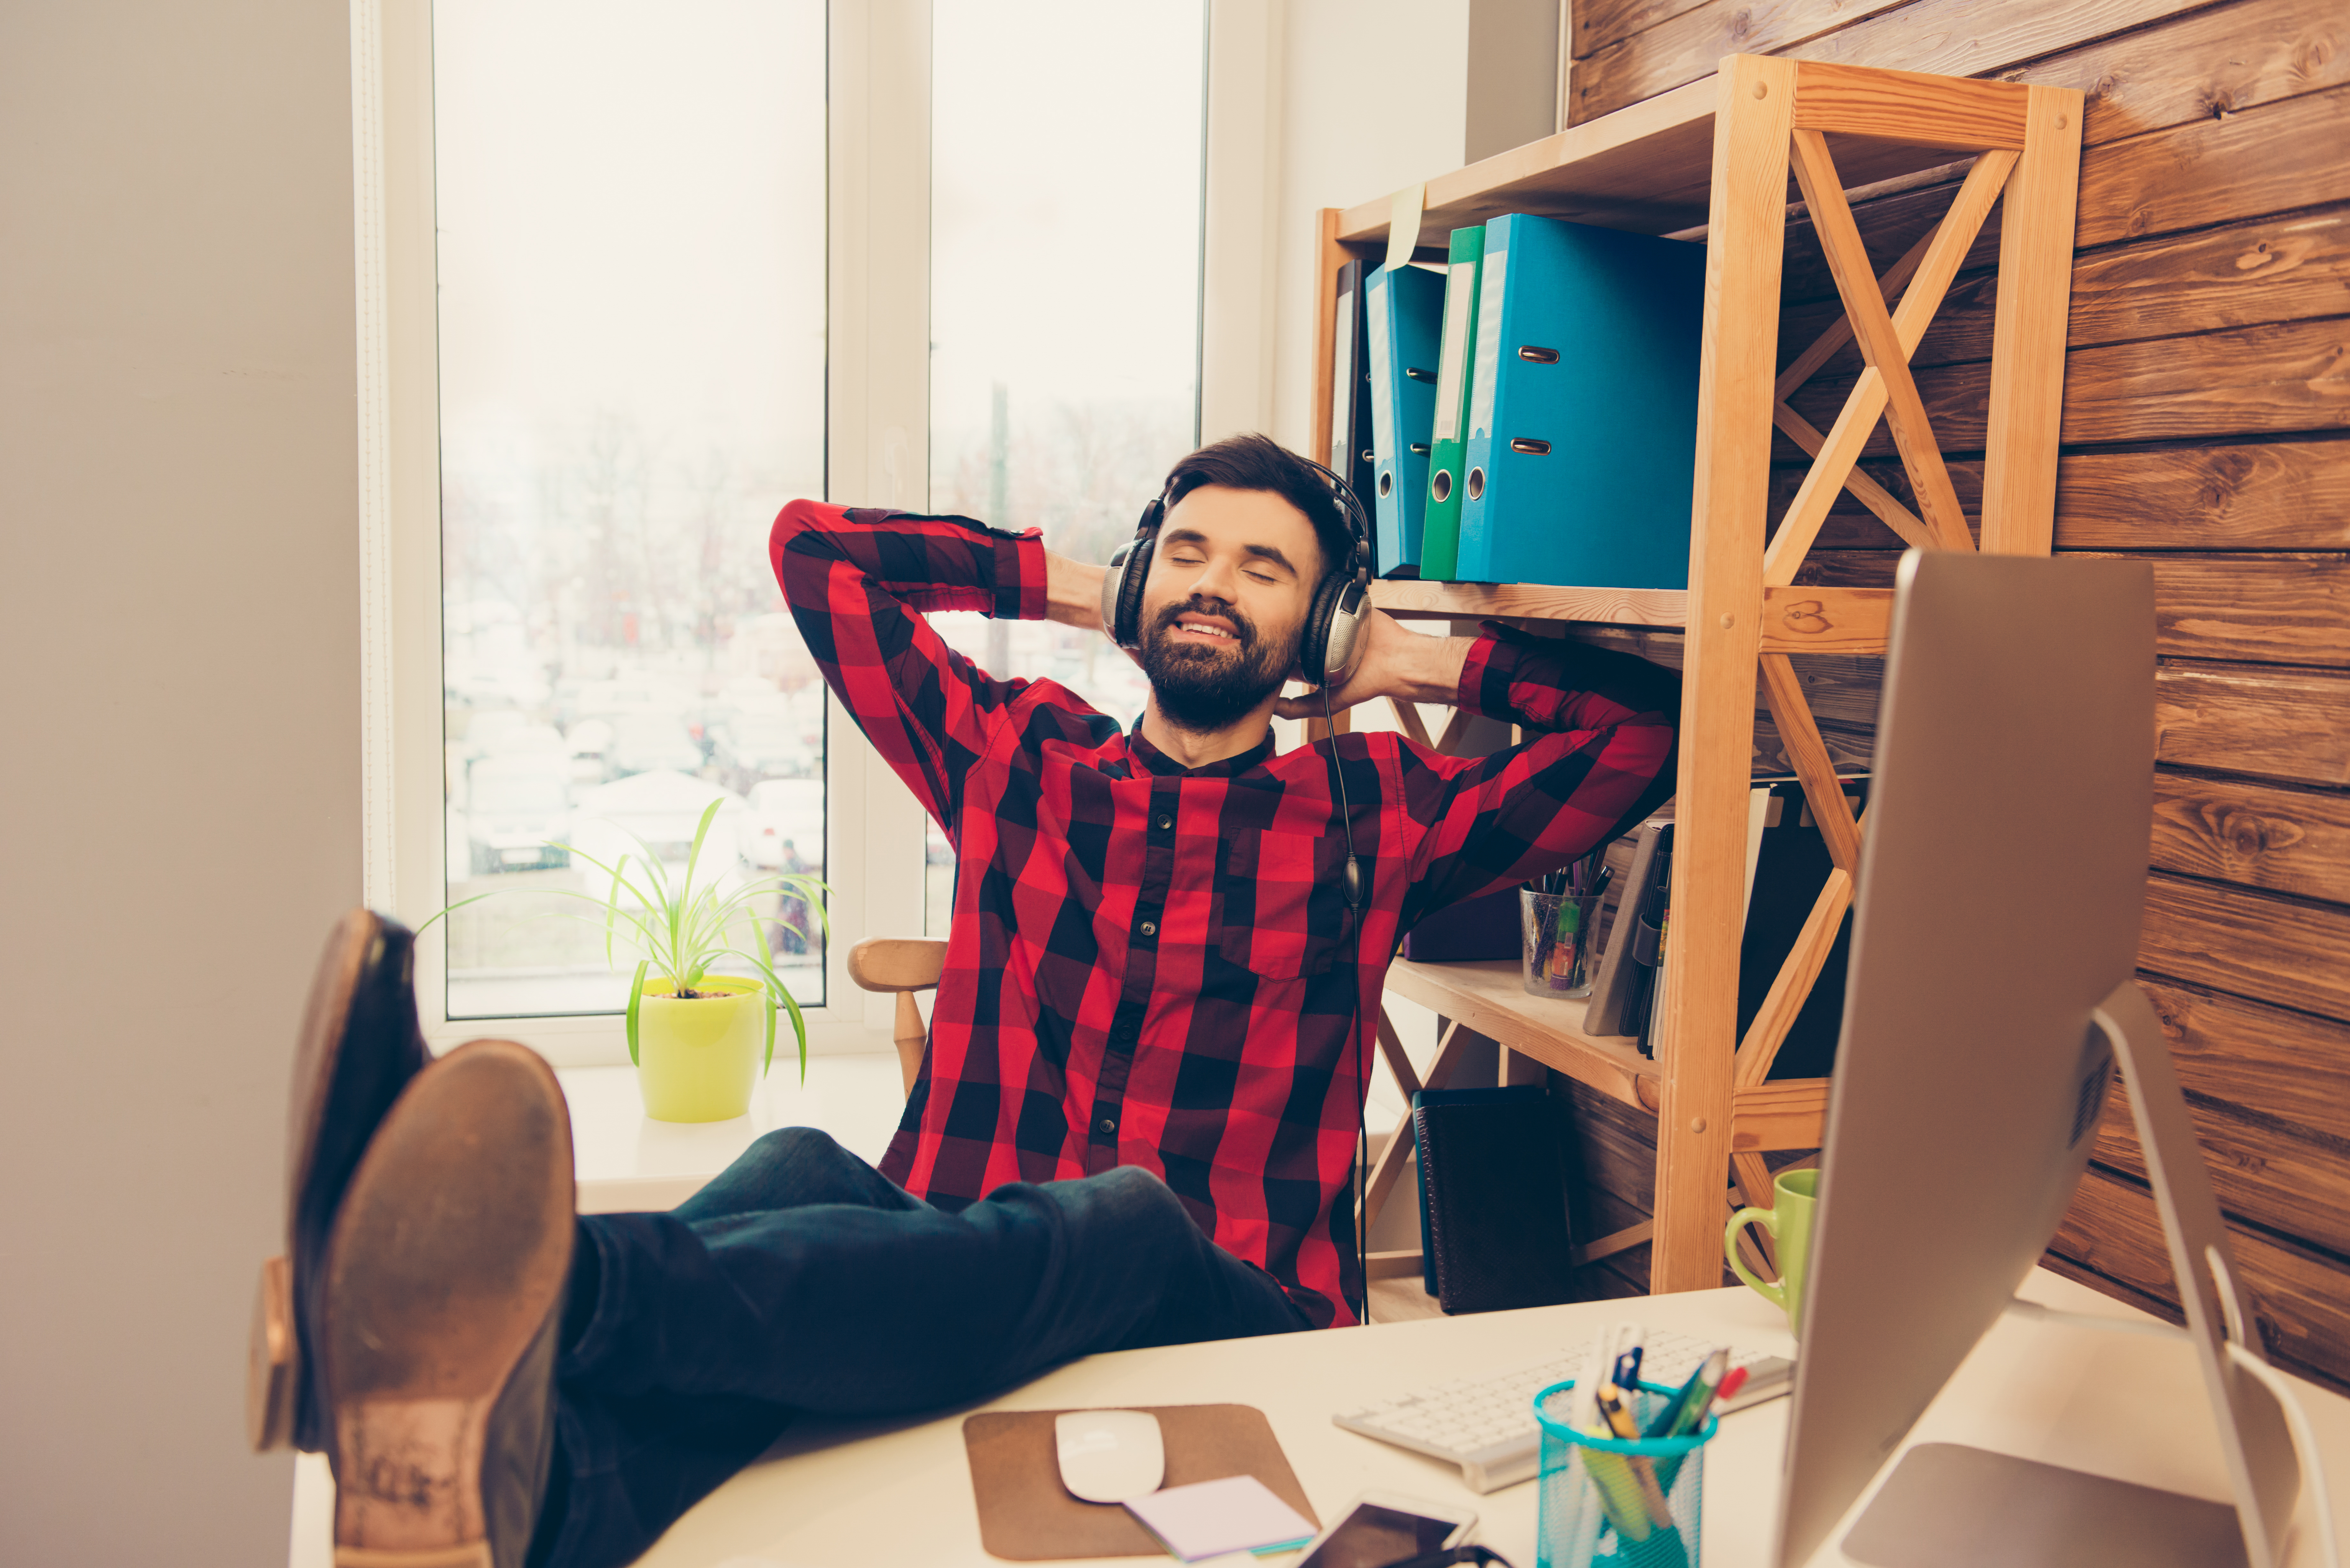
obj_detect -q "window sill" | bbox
[559,1052,910,1213]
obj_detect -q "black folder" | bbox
[1330,259,1378,549]
[1411,1085,1579,1314]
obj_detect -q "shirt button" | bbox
[1139,920,1157,937]
[1156,814,1173,830]
[1096,1116,1117,1134]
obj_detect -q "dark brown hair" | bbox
[1157,433,1356,584]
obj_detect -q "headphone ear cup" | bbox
[1108,534,1154,648]
[1297,572,1347,684]
[1320,580,1371,688]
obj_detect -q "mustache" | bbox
[1150,595,1257,648]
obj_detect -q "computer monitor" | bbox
[1770,551,2301,1568]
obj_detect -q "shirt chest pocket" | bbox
[1214,829,1351,979]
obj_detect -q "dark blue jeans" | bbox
[528,1128,1311,1568]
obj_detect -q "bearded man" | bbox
[263,434,1678,1567]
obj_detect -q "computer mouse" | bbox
[1053,1408,1165,1503]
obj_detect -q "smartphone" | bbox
[1295,1490,1476,1568]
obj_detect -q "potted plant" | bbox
[434,796,830,1123]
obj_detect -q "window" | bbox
[430,0,829,1021]
[375,4,1250,1059]
[922,0,1209,937]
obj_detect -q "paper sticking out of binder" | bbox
[1455,213,1706,590]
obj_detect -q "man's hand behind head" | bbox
[1272,607,1473,726]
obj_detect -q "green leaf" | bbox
[762,991,777,1078]
[681,796,724,906]
[410,889,501,935]
[625,959,648,1067]
[777,982,807,1083]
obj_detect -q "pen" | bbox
[1650,1349,1726,1495]
[1548,894,1582,982]
[1596,1382,1674,1530]
[1657,1349,1727,1439]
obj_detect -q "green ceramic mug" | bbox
[1725,1167,1818,1333]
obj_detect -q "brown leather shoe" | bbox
[318,1038,574,1568]
[249,910,434,1453]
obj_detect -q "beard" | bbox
[1137,594,1300,735]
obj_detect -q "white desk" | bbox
[284,1068,2345,1566]
[622,1268,2348,1568]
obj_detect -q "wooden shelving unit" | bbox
[1326,55,2083,1293]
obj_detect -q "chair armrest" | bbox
[847,938,946,993]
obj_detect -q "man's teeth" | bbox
[1180,623,1234,638]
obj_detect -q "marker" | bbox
[1596,1383,1674,1529]
[1712,1365,1751,1408]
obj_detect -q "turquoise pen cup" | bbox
[1533,1379,1717,1568]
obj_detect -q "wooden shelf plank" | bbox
[1370,579,1890,652]
[1760,585,1891,653]
[1341,76,1722,245]
[1370,579,1687,627]
[1337,65,2030,253]
[1383,961,1831,1152]
[1732,1079,1831,1151]
[1383,958,1660,1112]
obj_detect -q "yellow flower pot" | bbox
[632,975,769,1123]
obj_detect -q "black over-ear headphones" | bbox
[1099,456,1376,690]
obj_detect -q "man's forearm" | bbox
[1043,550,1109,630]
[1391,631,1476,707]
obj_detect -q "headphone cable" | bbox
[1322,677,1369,1326]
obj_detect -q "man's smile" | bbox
[1173,613,1241,644]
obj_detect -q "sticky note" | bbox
[1123,1475,1318,1562]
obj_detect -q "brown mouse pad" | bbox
[963,1403,1320,1561]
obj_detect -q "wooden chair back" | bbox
[845,938,946,1094]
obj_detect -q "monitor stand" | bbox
[1842,1443,2246,1568]
[1837,979,2301,1568]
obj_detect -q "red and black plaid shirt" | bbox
[770,501,1678,1325]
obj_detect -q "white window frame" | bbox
[356,0,1277,1067]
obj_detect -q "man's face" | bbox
[1135,484,1327,735]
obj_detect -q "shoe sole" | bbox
[321,1039,574,1567]
[250,910,379,1452]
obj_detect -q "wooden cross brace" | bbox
[1763,142,2021,587]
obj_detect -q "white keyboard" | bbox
[1332,1328,1793,1493]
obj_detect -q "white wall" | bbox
[1467,0,1563,161]
[0,3,361,1561]
[1267,0,1472,456]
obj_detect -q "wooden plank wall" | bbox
[1564,0,2350,1392]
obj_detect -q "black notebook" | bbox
[1411,1086,1579,1314]
[1738,779,1869,1080]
